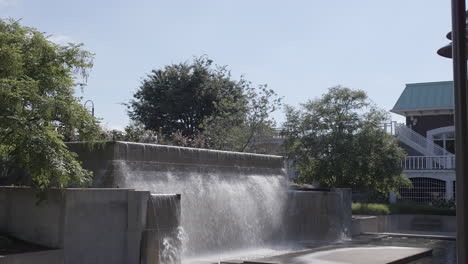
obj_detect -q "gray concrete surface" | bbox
[254,246,432,264]
[286,189,352,241]
[0,187,152,264]
[0,249,63,264]
[352,214,456,236]
[67,141,285,188]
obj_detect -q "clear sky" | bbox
[1,0,454,129]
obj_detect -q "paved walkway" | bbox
[363,231,456,240]
[250,246,432,264]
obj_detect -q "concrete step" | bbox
[411,218,442,231]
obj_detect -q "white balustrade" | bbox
[401,156,456,170]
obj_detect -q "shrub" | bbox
[352,202,456,216]
[352,203,390,215]
[389,203,455,216]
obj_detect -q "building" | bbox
[391,81,455,203]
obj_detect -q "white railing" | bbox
[401,156,456,170]
[380,121,398,136]
[395,124,451,156]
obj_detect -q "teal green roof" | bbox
[391,81,454,114]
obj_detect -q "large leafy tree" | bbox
[128,57,282,153]
[283,86,409,196]
[202,84,282,152]
[0,19,100,191]
[128,57,245,137]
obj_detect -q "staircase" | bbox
[394,123,452,156]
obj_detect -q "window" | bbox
[399,177,446,204]
[433,131,455,154]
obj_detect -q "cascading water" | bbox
[126,169,287,257]
[105,142,289,259]
[66,142,351,263]
[143,193,185,264]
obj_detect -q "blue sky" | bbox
[1,0,454,129]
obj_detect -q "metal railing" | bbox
[401,156,456,170]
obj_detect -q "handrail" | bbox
[395,124,452,156]
[401,156,456,170]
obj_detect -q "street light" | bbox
[437,2,468,263]
[84,100,95,117]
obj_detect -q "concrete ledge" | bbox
[253,246,432,264]
[352,214,456,235]
[0,249,63,264]
[67,141,284,169]
[363,232,456,240]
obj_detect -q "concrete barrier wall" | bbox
[67,141,285,188]
[285,188,352,241]
[0,187,151,264]
[0,249,63,264]
[352,214,456,235]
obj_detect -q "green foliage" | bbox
[128,56,245,137]
[352,203,390,215]
[0,19,100,192]
[100,121,158,143]
[128,56,282,152]
[283,86,410,195]
[390,203,456,216]
[352,202,456,216]
[202,84,282,152]
[430,198,456,209]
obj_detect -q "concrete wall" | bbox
[285,189,352,241]
[352,214,456,235]
[406,114,454,137]
[0,250,63,264]
[67,141,285,188]
[0,187,151,264]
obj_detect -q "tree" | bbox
[128,56,282,153]
[202,83,282,153]
[283,86,409,196]
[99,121,159,144]
[0,19,100,192]
[128,56,245,137]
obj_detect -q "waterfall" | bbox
[65,142,351,262]
[125,168,287,257]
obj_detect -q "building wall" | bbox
[406,114,454,137]
[398,142,424,156]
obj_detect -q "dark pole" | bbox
[451,1,468,263]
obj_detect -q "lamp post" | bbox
[438,1,468,263]
[84,100,95,117]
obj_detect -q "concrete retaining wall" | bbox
[0,250,63,264]
[352,214,456,235]
[286,189,352,241]
[0,187,151,264]
[67,141,285,188]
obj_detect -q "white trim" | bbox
[427,126,455,139]
[390,108,454,117]
[404,171,455,182]
[427,126,455,154]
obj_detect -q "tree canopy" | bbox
[283,86,409,197]
[128,57,282,153]
[0,19,100,191]
[128,57,245,137]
